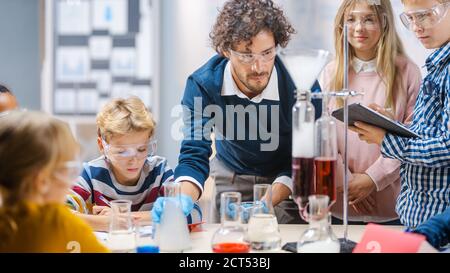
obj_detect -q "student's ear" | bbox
[223,49,231,59]
[34,169,51,196]
[97,136,104,153]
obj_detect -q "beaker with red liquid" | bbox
[211,192,250,253]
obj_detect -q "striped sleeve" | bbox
[66,168,93,214]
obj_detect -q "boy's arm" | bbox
[381,129,450,168]
[66,170,94,214]
[72,212,111,232]
[412,208,450,249]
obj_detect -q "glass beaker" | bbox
[297,195,340,253]
[107,200,136,253]
[211,192,250,253]
[135,220,159,253]
[157,182,191,252]
[246,184,281,251]
[240,201,255,224]
[315,95,337,204]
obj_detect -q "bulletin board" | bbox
[42,0,160,120]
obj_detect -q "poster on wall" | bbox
[52,0,155,116]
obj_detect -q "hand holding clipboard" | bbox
[331,103,420,141]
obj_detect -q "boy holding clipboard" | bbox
[352,0,450,238]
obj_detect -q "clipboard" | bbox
[331,103,420,138]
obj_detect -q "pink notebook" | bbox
[353,223,426,253]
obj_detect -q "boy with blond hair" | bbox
[67,97,201,231]
[353,0,450,236]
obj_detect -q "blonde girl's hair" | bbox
[401,0,449,4]
[96,97,156,142]
[332,0,406,112]
[0,111,79,245]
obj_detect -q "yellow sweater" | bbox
[0,202,109,253]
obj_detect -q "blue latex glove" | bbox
[227,201,269,222]
[410,208,450,249]
[151,194,194,224]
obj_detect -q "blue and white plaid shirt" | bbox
[381,42,450,228]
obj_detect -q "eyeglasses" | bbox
[344,12,386,30]
[400,3,450,30]
[54,160,83,184]
[229,47,277,65]
[102,138,157,161]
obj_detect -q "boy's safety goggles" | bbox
[400,2,450,30]
[102,138,157,161]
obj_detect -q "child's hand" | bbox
[93,206,111,216]
[350,122,386,145]
[368,103,395,120]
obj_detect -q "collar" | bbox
[425,42,450,72]
[352,57,377,73]
[221,61,279,103]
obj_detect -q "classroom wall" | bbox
[0,0,431,168]
[0,0,41,110]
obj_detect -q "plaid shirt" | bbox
[381,42,450,228]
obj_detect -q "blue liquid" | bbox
[136,245,160,253]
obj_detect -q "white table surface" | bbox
[185,224,405,253]
[96,224,442,253]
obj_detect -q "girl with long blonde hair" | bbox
[320,0,422,223]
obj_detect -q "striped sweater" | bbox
[67,156,202,223]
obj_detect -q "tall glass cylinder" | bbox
[292,91,316,209]
[314,96,337,204]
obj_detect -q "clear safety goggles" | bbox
[344,11,387,31]
[229,46,277,65]
[53,160,83,185]
[102,138,157,161]
[400,2,450,30]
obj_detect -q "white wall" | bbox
[0,0,41,110]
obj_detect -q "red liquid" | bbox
[292,157,315,208]
[212,243,250,253]
[314,158,337,202]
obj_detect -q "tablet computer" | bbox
[331,103,420,138]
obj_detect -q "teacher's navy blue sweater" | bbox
[174,55,321,192]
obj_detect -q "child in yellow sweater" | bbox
[0,111,108,253]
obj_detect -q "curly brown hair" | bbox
[210,0,295,55]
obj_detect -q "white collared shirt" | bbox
[221,61,280,103]
[352,57,377,73]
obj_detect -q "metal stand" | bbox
[314,24,361,253]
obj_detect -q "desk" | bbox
[184,224,404,253]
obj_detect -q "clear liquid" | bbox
[297,240,340,253]
[246,214,281,251]
[108,231,136,253]
[158,200,191,252]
